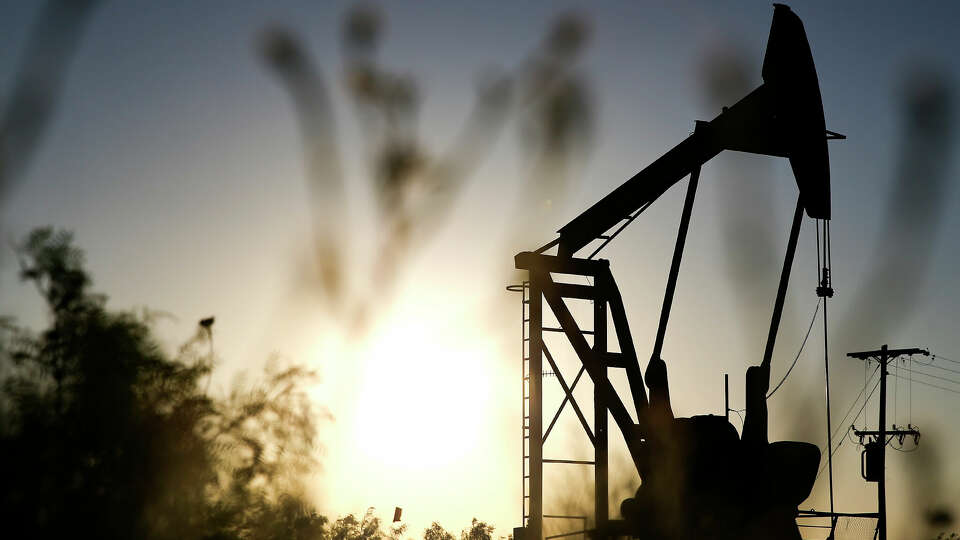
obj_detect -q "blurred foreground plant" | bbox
[258,5,592,334]
[0,227,330,539]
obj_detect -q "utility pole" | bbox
[846,345,929,540]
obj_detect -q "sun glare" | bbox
[351,301,495,471]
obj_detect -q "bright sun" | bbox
[351,300,496,471]
[306,288,513,530]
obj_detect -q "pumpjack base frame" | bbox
[516,253,651,540]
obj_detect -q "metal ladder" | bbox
[519,281,531,528]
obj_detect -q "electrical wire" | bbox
[829,366,880,447]
[892,374,960,396]
[894,357,898,424]
[728,408,745,428]
[863,358,869,430]
[890,445,919,453]
[898,365,960,387]
[923,360,960,376]
[852,378,881,435]
[767,298,821,399]
[816,374,881,481]
[846,428,860,445]
[931,353,960,365]
[913,353,936,366]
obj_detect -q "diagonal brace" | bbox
[537,270,645,471]
[598,270,648,426]
[542,349,593,444]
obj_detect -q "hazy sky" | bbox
[2,1,960,537]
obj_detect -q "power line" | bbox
[922,360,960,376]
[815,374,880,483]
[890,445,919,453]
[931,353,960,365]
[898,366,960,387]
[892,374,960,396]
[829,365,880,445]
[816,372,881,481]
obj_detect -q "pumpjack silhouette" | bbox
[514,5,841,539]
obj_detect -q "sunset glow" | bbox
[2,1,959,538]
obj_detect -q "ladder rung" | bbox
[523,318,530,322]
[523,475,530,479]
[543,327,593,334]
[524,495,530,498]
[598,235,611,240]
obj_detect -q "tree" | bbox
[424,522,455,540]
[461,519,494,540]
[0,228,328,539]
[330,508,406,540]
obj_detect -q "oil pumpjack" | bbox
[513,5,843,539]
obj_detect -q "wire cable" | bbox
[829,366,880,447]
[818,219,837,535]
[728,408,745,429]
[814,367,877,475]
[864,357,869,430]
[892,374,960,396]
[816,375,881,481]
[894,357,898,425]
[923,360,960,376]
[932,353,960,365]
[899,366,960,387]
[767,298,821,399]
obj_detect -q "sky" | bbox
[2,1,960,538]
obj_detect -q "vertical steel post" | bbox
[878,344,888,540]
[724,373,729,422]
[594,295,608,537]
[529,280,543,540]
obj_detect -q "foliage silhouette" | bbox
[0,227,329,539]
[331,508,406,540]
[326,511,492,540]
[423,521,455,540]
[258,6,592,334]
[460,517,494,540]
